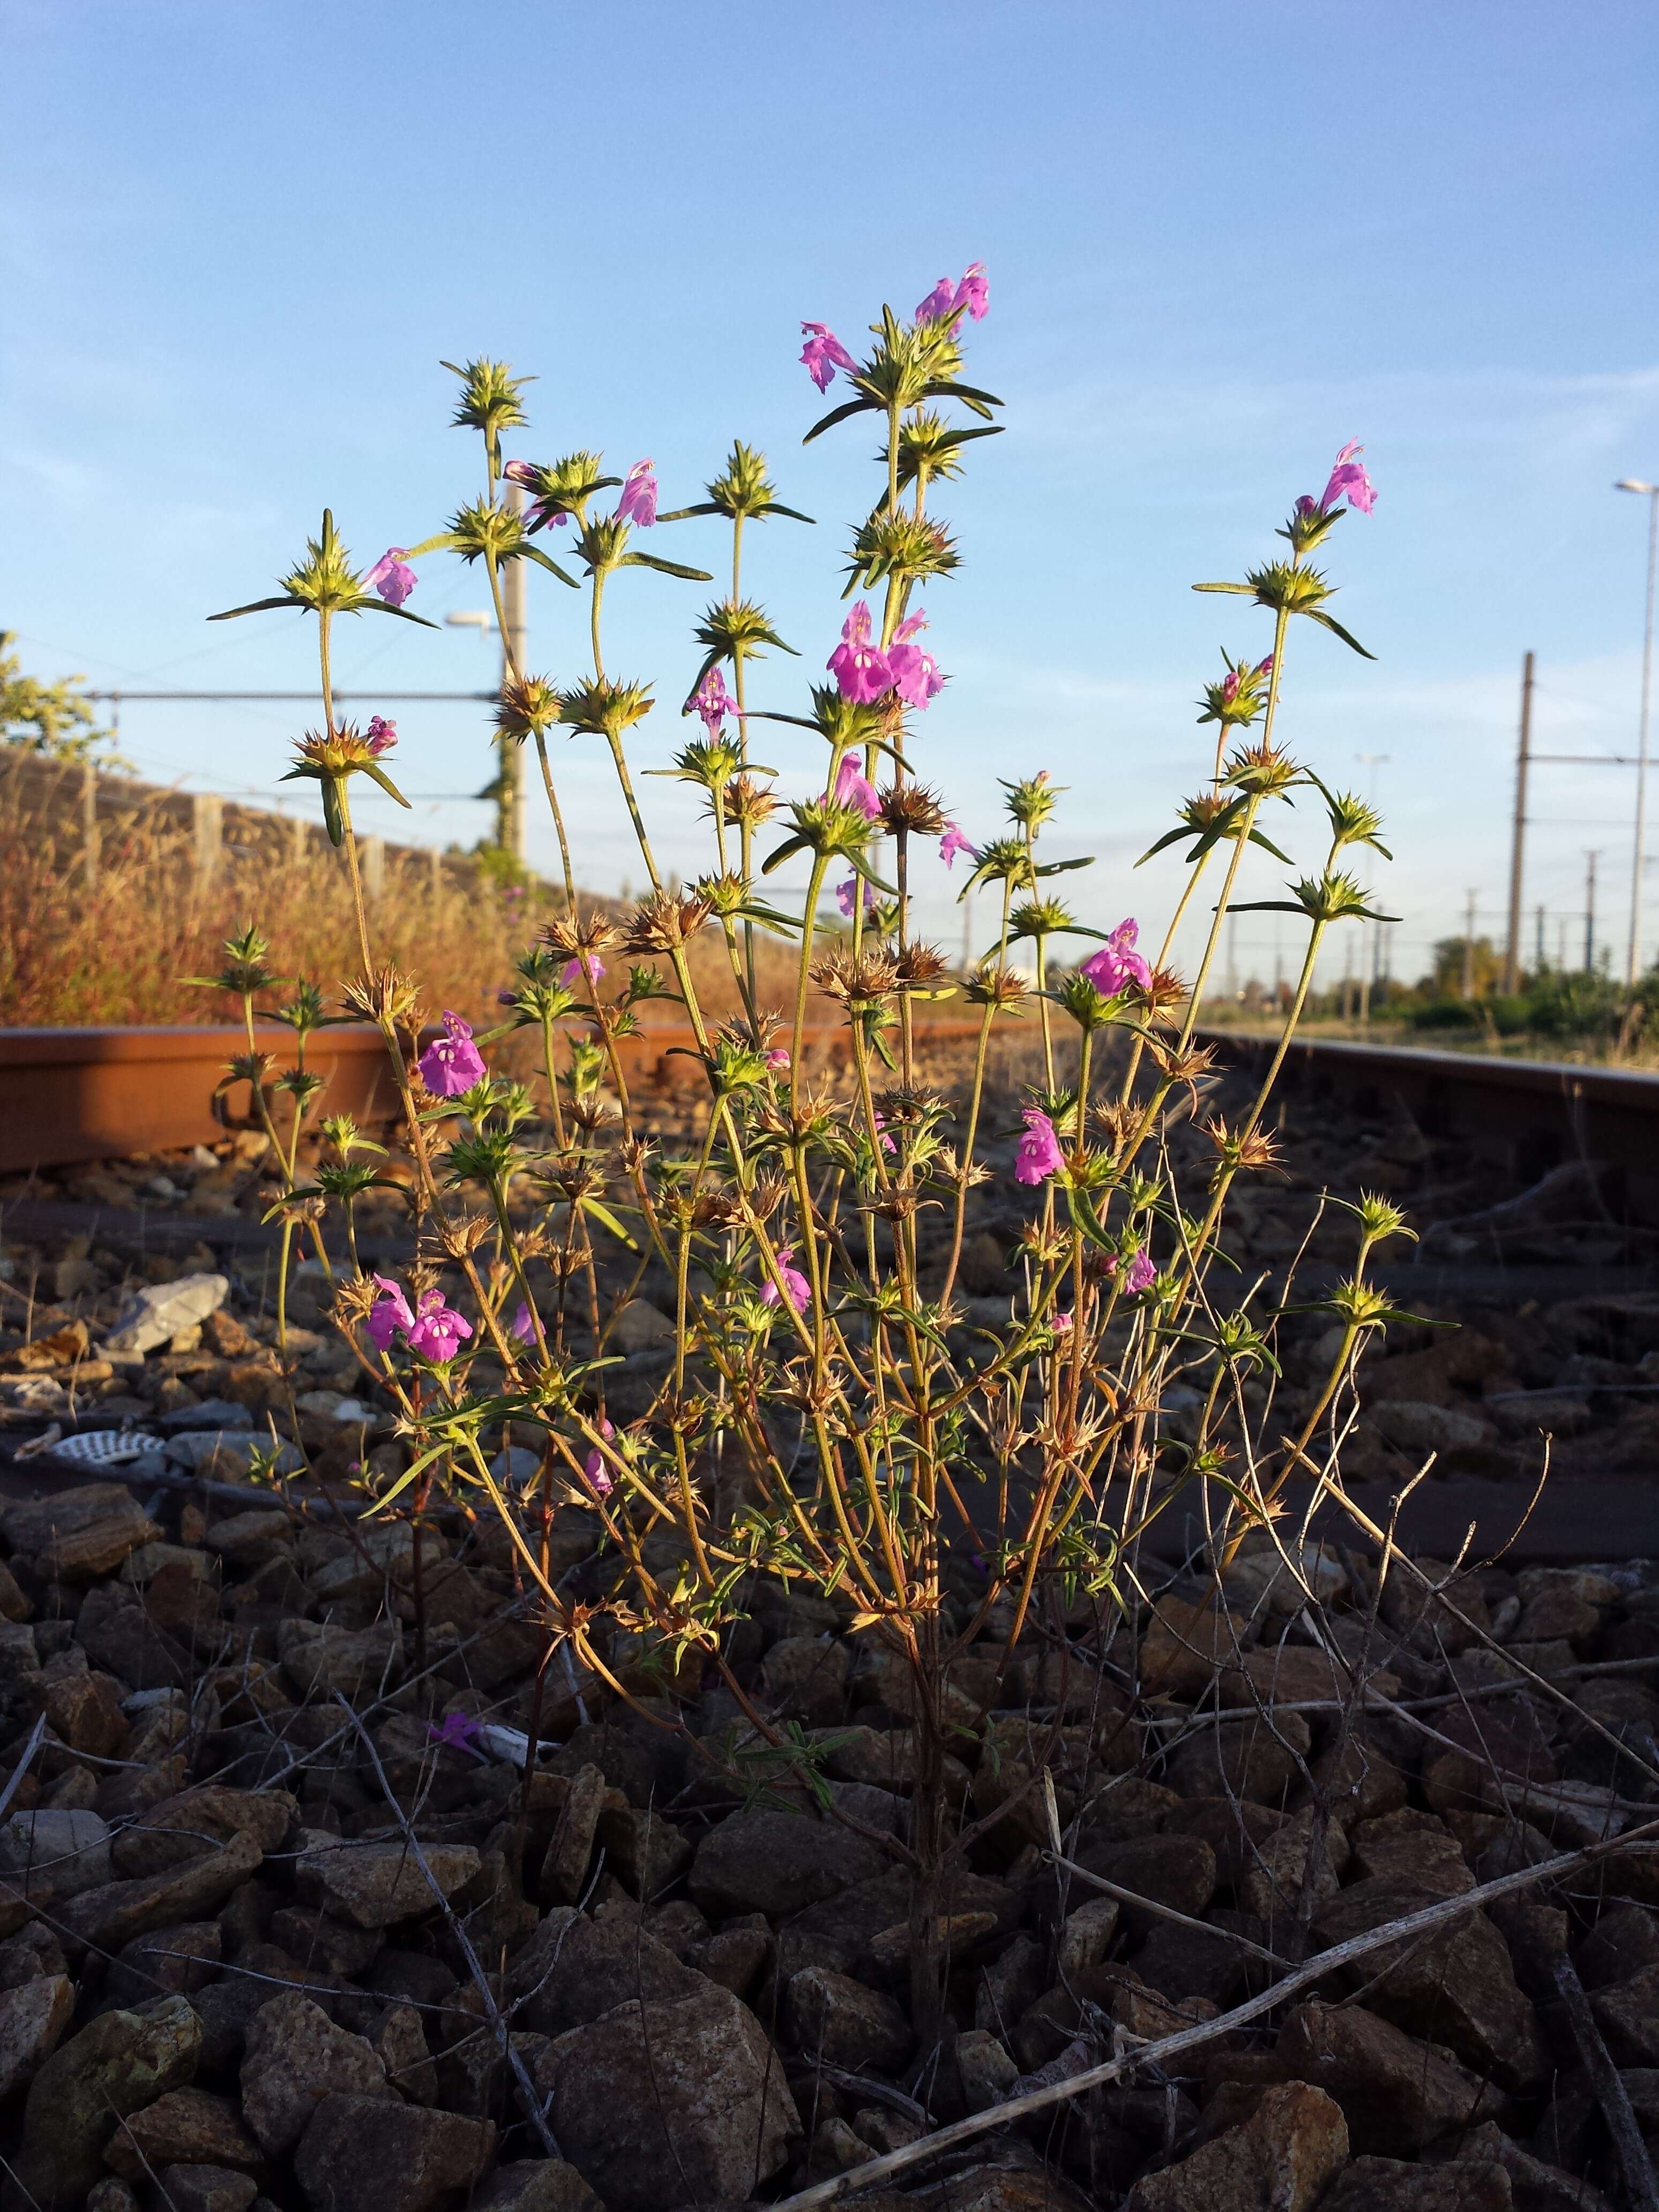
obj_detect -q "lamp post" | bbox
[1616,478,1658,985]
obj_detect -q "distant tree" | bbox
[0,632,126,766]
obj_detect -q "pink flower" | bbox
[429,1711,483,1754]
[420,1011,487,1098]
[833,753,883,821]
[584,1419,616,1497]
[407,1289,473,1364]
[1015,1109,1065,1186]
[1052,1310,1073,1333]
[363,549,417,608]
[1219,655,1273,707]
[1321,440,1377,515]
[1081,919,1154,999]
[617,460,657,528]
[871,1112,898,1156]
[916,264,989,325]
[887,610,945,710]
[939,822,975,870]
[915,275,957,325]
[764,1047,790,1072]
[561,953,604,990]
[828,601,892,704]
[1111,1248,1157,1297]
[363,715,398,754]
[510,1301,536,1342]
[689,667,739,734]
[365,1274,415,1353]
[836,875,877,918]
[953,262,989,322]
[505,461,572,529]
[761,1246,812,1313]
[800,322,858,393]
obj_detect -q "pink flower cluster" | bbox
[1110,1249,1157,1297]
[585,1418,616,1496]
[363,549,417,607]
[1015,1109,1065,1186]
[366,1275,474,1364]
[832,753,882,821]
[915,262,989,326]
[561,953,605,990]
[688,667,740,734]
[419,1012,487,1098]
[760,1246,812,1313]
[1297,441,1377,522]
[827,603,944,709]
[617,460,657,528]
[1219,656,1273,708]
[364,716,398,755]
[1081,918,1153,998]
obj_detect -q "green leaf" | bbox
[1034,856,1096,877]
[1304,609,1377,659]
[358,760,412,810]
[520,545,580,588]
[578,1196,640,1250]
[622,552,715,581]
[206,595,303,623]
[848,854,898,896]
[1191,581,1254,596]
[401,532,463,558]
[803,396,878,445]
[322,778,345,847]
[361,1438,452,1516]
[651,503,723,522]
[761,835,810,876]
[358,602,441,630]
[761,502,817,524]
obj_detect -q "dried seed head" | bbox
[341,966,423,1029]
[1132,965,1187,1020]
[720,773,780,829]
[894,942,950,991]
[1203,1117,1284,1176]
[750,1172,791,1222]
[965,961,1028,1011]
[623,888,715,952]
[879,781,947,837]
[433,1212,493,1259]
[542,913,623,962]
[810,947,899,1004]
[495,674,563,742]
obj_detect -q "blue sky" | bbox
[4,0,1657,989]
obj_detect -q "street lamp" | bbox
[1616,477,1658,985]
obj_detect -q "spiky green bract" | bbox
[658,441,815,527]
[844,509,959,597]
[1137,793,1294,871]
[1278,498,1344,560]
[805,684,888,756]
[1232,869,1396,925]
[1007,896,1103,948]
[1193,562,1374,659]
[270,980,331,1038]
[183,924,286,998]
[1209,1311,1280,1378]
[556,678,655,740]
[885,408,1004,499]
[803,305,1003,445]
[1196,652,1272,729]
[1331,1190,1417,1251]
[1052,973,1120,1033]
[442,356,532,466]
[515,450,618,528]
[1003,773,1061,832]
[281,726,411,846]
[1311,781,1392,859]
[661,734,746,791]
[691,599,797,686]
[957,835,1036,899]
[569,512,712,587]
[763,797,884,876]
[208,511,438,629]
[1322,1275,1400,1332]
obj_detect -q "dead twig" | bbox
[1550,1948,1659,2212]
[334,1692,561,2159]
[772,1816,1659,2210]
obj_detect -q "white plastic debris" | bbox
[46,1429,154,1469]
[104,1272,229,1357]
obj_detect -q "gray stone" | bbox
[293,2095,496,2212]
[105,1274,229,1356]
[158,2169,258,2212]
[0,1974,72,2098]
[0,1807,112,1897]
[294,1837,478,1930]
[156,1399,255,1434]
[240,1990,392,2156]
[165,1430,303,1475]
[1126,2081,1349,2212]
[15,1993,201,2212]
[534,1982,799,2211]
[689,1805,888,1920]
[785,1966,912,2070]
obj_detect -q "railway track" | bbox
[1,1018,1656,1560]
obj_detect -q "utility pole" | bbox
[1461,889,1478,999]
[498,478,528,864]
[1503,652,1534,992]
[1617,480,1658,983]
[1535,903,1545,973]
[1586,850,1600,973]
